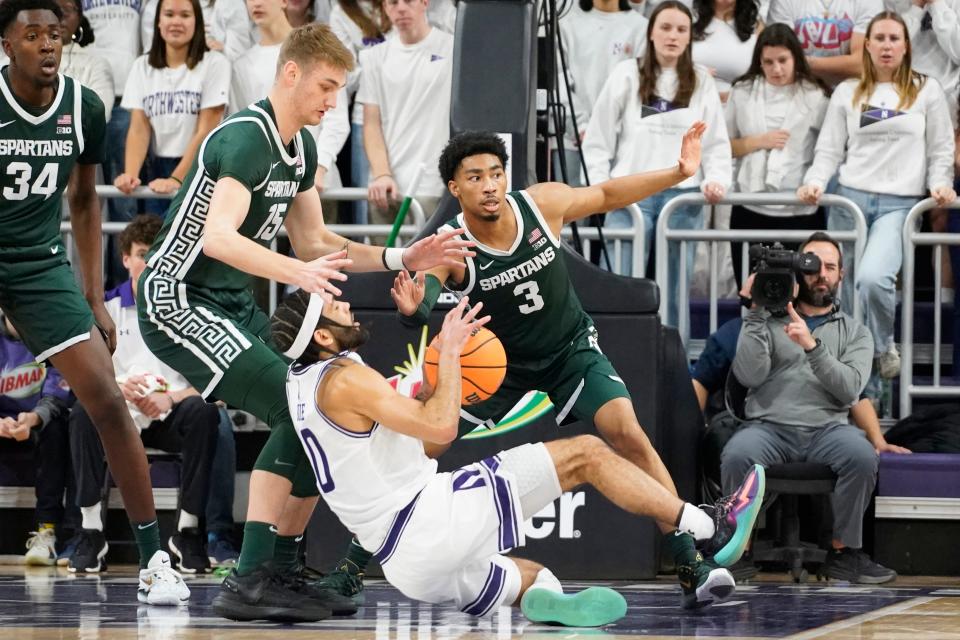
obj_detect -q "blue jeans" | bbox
[350,123,368,225]
[605,187,702,326]
[205,407,236,536]
[828,185,919,355]
[105,104,137,222]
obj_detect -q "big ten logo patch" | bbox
[524,491,586,540]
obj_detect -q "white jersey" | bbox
[286,352,438,552]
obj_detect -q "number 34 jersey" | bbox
[444,191,591,361]
[0,69,106,248]
[147,99,318,291]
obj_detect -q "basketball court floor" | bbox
[1,568,958,639]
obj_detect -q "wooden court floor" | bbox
[0,567,957,639]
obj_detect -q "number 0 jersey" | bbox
[0,67,106,248]
[146,99,318,291]
[286,352,437,553]
[445,191,591,361]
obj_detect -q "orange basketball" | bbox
[424,327,507,405]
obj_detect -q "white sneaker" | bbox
[24,528,57,566]
[138,550,191,606]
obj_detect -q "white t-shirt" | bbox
[559,6,647,140]
[357,29,453,198]
[82,0,146,97]
[121,51,230,158]
[692,17,758,94]
[768,0,880,57]
[804,78,956,195]
[583,62,732,189]
[329,0,389,123]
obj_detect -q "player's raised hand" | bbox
[784,302,817,351]
[391,270,426,316]
[294,250,353,296]
[403,228,476,271]
[678,121,706,178]
[435,297,490,354]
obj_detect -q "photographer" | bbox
[721,232,898,584]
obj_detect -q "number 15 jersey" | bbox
[444,191,591,361]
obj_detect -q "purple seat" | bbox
[877,453,960,499]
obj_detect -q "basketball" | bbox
[424,327,507,405]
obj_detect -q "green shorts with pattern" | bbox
[137,268,318,497]
[458,324,630,437]
[0,241,96,362]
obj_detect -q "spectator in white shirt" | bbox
[692,0,761,101]
[359,0,453,224]
[798,11,956,399]
[726,24,830,286]
[114,0,230,214]
[330,0,391,222]
[583,0,731,327]
[209,0,258,61]
[767,0,880,86]
[56,0,114,120]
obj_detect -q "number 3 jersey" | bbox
[444,191,591,361]
[0,68,106,249]
[146,99,318,291]
[286,352,438,552]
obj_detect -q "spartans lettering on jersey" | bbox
[478,246,556,292]
[0,139,74,157]
[264,180,299,198]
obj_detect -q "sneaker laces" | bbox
[146,561,187,589]
[25,528,55,551]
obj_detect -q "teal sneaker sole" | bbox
[713,464,766,568]
[521,587,627,627]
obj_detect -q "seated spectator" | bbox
[359,0,454,226]
[56,0,114,122]
[725,24,830,287]
[692,0,761,102]
[722,231,896,583]
[0,314,77,566]
[767,0,879,86]
[231,0,350,193]
[330,0,391,223]
[583,1,731,322]
[798,12,955,401]
[69,215,220,575]
[114,0,229,214]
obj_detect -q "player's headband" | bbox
[284,293,326,360]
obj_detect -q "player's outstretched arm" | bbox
[68,164,117,351]
[528,121,706,227]
[391,268,449,326]
[325,298,489,444]
[202,177,352,295]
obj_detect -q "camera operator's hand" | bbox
[740,272,758,309]
[797,184,823,205]
[785,302,817,351]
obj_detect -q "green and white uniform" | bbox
[138,99,318,493]
[0,67,106,361]
[444,190,629,432]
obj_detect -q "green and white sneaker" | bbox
[521,587,627,627]
[312,558,365,605]
[700,464,765,568]
[679,558,735,609]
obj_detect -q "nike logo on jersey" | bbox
[0,120,14,129]
[271,161,282,170]
[479,260,494,270]
[50,246,59,255]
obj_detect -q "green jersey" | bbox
[147,99,318,290]
[446,190,591,360]
[0,68,106,248]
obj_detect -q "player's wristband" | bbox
[382,247,406,271]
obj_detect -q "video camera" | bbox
[749,243,821,315]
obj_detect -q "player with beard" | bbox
[0,0,188,605]
[721,231,898,584]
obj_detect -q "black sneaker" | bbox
[68,529,108,573]
[313,558,365,604]
[212,566,333,623]
[678,555,736,610]
[280,561,358,616]
[821,548,897,584]
[169,528,210,574]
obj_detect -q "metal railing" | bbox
[655,193,868,345]
[900,198,960,417]
[564,204,645,278]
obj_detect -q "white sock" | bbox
[530,567,563,594]
[178,510,199,531]
[678,503,715,541]
[81,504,103,531]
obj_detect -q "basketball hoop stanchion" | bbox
[387,163,426,248]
